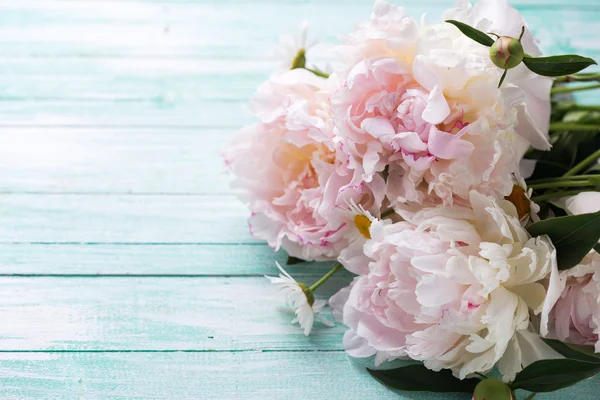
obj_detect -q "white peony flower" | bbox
[330,191,561,381]
[266,262,333,336]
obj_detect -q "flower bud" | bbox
[490,37,524,69]
[472,378,514,400]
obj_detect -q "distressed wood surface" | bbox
[0,195,252,243]
[0,276,352,351]
[0,352,597,400]
[0,244,338,275]
[1,0,599,398]
[0,127,233,194]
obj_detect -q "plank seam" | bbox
[0,242,262,245]
[0,192,234,196]
[0,349,346,353]
[0,274,283,278]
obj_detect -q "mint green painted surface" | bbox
[0,0,598,399]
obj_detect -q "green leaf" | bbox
[445,20,494,47]
[543,339,600,364]
[511,358,600,392]
[286,256,305,265]
[528,159,569,180]
[523,55,597,77]
[527,211,600,270]
[367,364,480,393]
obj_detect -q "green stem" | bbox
[474,372,487,380]
[524,393,537,400]
[305,68,329,78]
[529,180,600,190]
[531,188,599,202]
[551,83,600,94]
[554,103,600,112]
[309,263,343,292]
[564,149,600,177]
[527,174,600,185]
[554,73,600,83]
[549,122,600,132]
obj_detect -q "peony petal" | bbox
[422,85,451,124]
[416,274,463,308]
[428,128,474,160]
[564,192,600,216]
[361,116,396,141]
[391,131,428,153]
[343,330,377,358]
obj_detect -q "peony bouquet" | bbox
[223,0,600,398]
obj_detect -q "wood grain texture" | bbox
[0,276,350,351]
[0,352,598,400]
[0,1,597,59]
[0,244,336,276]
[0,352,404,400]
[0,127,233,194]
[0,2,598,128]
[0,195,253,243]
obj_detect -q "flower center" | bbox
[291,48,306,70]
[298,282,315,307]
[505,185,530,220]
[354,214,372,239]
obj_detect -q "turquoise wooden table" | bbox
[0,0,599,399]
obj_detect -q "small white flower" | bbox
[344,198,376,240]
[337,199,384,275]
[266,262,333,336]
[276,20,317,70]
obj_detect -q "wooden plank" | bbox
[0,276,351,351]
[0,352,402,400]
[0,58,271,102]
[0,127,233,194]
[0,244,328,276]
[0,244,333,276]
[0,1,596,59]
[0,97,254,128]
[0,351,597,400]
[0,195,254,243]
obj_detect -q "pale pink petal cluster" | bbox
[224,0,551,263]
[330,191,559,381]
[330,0,551,206]
[543,192,600,352]
[545,253,600,352]
[224,69,385,261]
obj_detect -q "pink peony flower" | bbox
[546,253,600,352]
[330,191,561,381]
[329,0,552,206]
[544,192,600,351]
[223,69,386,261]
